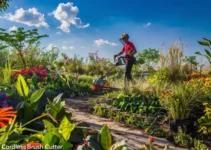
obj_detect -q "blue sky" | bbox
[0,0,211,62]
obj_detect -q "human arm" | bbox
[114,47,125,58]
[114,51,124,57]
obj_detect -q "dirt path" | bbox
[65,96,187,150]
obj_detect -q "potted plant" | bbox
[160,83,203,133]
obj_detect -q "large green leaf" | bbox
[195,52,202,55]
[15,74,29,97]
[198,41,210,46]
[43,132,60,145]
[204,49,211,57]
[32,73,38,86]
[59,116,75,141]
[29,88,46,104]
[42,119,62,138]
[98,124,112,150]
[203,38,211,43]
[43,120,55,131]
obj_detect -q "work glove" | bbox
[114,54,118,59]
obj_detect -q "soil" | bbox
[65,96,187,150]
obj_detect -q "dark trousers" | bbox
[125,58,135,80]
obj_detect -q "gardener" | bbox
[114,33,137,84]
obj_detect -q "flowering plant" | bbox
[197,102,211,135]
[11,66,48,82]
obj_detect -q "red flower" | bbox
[148,136,154,143]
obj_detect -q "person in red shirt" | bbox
[114,33,137,83]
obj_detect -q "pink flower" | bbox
[84,142,89,147]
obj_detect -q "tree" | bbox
[0,0,12,11]
[137,48,160,70]
[183,56,198,73]
[0,28,48,68]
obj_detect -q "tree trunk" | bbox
[18,50,26,68]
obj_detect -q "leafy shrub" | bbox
[174,127,193,148]
[147,68,170,84]
[174,127,209,150]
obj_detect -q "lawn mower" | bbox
[91,56,126,91]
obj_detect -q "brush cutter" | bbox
[92,56,126,91]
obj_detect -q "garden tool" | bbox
[92,56,126,91]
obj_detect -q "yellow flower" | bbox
[203,102,208,106]
[205,108,211,113]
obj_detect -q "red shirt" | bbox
[121,41,136,61]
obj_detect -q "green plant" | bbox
[0,28,48,68]
[191,139,209,150]
[104,91,119,99]
[110,94,165,116]
[174,127,192,148]
[183,56,198,74]
[160,82,203,120]
[2,56,12,84]
[125,114,137,126]
[196,38,211,64]
[0,0,11,11]
[46,93,72,122]
[23,43,59,68]
[137,48,160,71]
[113,111,125,122]
[197,102,211,135]
[15,74,46,121]
[93,105,109,117]
[147,68,170,84]
[173,127,209,149]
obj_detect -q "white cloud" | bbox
[144,22,151,27]
[9,26,17,32]
[94,39,118,47]
[49,2,89,32]
[69,46,74,49]
[47,44,57,50]
[56,32,61,34]
[62,46,75,50]
[0,8,48,27]
[81,46,86,49]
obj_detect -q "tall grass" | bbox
[161,82,204,120]
[160,41,185,81]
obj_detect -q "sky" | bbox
[0,0,211,62]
